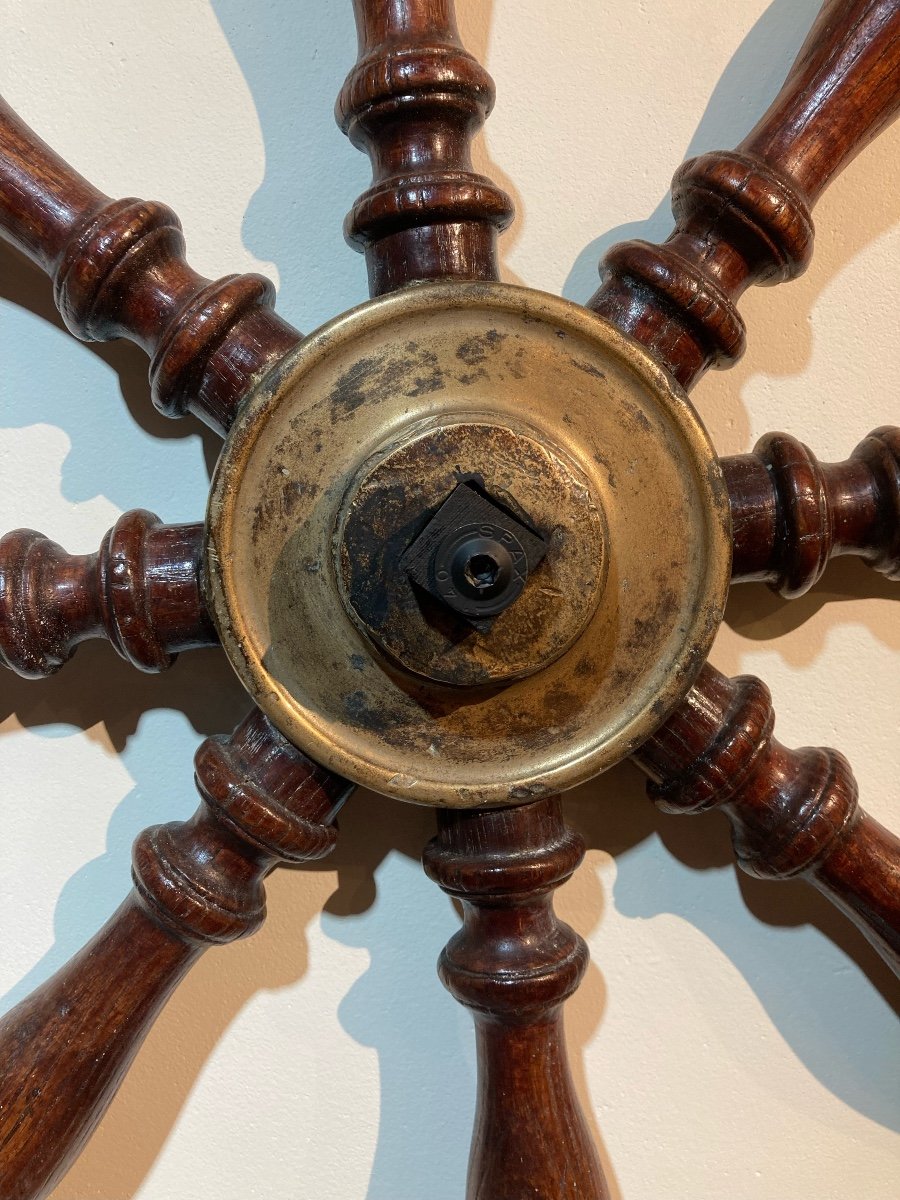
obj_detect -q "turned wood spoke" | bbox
[341,7,605,1197]
[423,799,609,1200]
[632,663,900,975]
[724,425,900,593]
[0,510,217,677]
[338,0,514,292]
[0,707,351,1200]
[1,0,897,1195]
[0,97,300,433]
[589,0,900,389]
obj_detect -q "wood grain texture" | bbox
[348,11,606,1192]
[0,708,351,1200]
[338,0,514,294]
[724,426,900,594]
[633,664,900,975]
[423,799,610,1200]
[0,510,217,677]
[0,97,300,433]
[589,0,900,389]
[346,9,606,1190]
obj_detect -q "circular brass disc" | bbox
[206,282,731,808]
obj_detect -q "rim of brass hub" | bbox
[206,281,731,808]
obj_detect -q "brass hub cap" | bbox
[206,282,730,807]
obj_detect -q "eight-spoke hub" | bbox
[206,282,731,806]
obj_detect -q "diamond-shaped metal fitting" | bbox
[401,482,546,627]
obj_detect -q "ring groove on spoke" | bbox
[0,511,217,677]
[634,663,900,974]
[0,708,351,1200]
[339,0,514,293]
[589,0,900,388]
[723,426,900,592]
[0,99,301,434]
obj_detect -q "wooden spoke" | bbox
[0,97,300,434]
[0,510,217,677]
[0,707,351,1200]
[633,663,900,975]
[2,3,896,1194]
[423,798,609,1200]
[588,0,900,389]
[338,0,514,293]
[724,426,900,594]
[340,7,605,1189]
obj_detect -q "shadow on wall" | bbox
[210,0,372,334]
[558,0,900,1135]
[563,0,825,306]
[563,0,900,463]
[0,1,898,1198]
[0,243,221,515]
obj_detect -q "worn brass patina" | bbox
[206,282,731,807]
[337,418,606,686]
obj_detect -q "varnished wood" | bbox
[0,708,351,1200]
[0,510,216,677]
[724,426,900,594]
[633,664,900,974]
[346,8,607,1189]
[1,1,897,1194]
[338,0,514,293]
[589,0,900,388]
[423,798,609,1200]
[0,97,300,434]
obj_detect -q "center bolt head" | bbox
[401,481,547,627]
[434,525,523,618]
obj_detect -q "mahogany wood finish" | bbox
[0,97,300,434]
[338,0,514,294]
[423,799,609,1200]
[589,0,900,389]
[724,426,900,594]
[633,664,900,975]
[2,0,900,1195]
[0,510,216,677]
[0,707,351,1200]
[341,9,606,1194]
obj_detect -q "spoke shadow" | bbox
[565,761,900,1132]
[47,835,366,1198]
[42,790,462,1200]
[0,243,220,456]
[2,0,897,1195]
[320,794,476,1200]
[0,241,224,512]
[725,556,900,659]
[209,0,369,335]
[563,0,822,308]
[561,0,900,461]
[0,643,246,751]
[319,788,621,1200]
[0,645,248,1012]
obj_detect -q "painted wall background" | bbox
[0,1,898,1197]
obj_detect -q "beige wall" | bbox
[1,2,898,1196]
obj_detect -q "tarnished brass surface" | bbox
[337,419,607,686]
[206,282,731,808]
